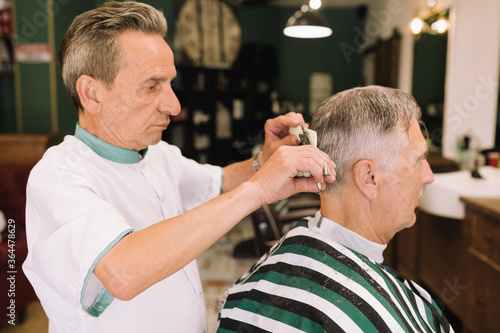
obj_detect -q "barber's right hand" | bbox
[249,145,336,204]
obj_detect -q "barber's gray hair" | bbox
[58,1,167,110]
[310,85,421,193]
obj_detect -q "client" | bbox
[217,86,454,333]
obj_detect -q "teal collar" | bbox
[75,123,148,164]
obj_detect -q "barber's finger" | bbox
[281,112,305,126]
[302,159,329,184]
[317,157,336,183]
[296,146,336,182]
[289,145,335,178]
[265,113,305,137]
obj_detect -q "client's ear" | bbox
[352,159,379,200]
[76,75,103,115]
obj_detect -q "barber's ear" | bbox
[352,159,379,200]
[75,75,102,114]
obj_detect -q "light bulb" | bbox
[432,18,448,33]
[411,17,423,34]
[283,25,332,38]
[309,0,321,10]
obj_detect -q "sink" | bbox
[419,166,500,219]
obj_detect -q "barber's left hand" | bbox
[259,112,306,165]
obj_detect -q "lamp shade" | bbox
[283,10,332,38]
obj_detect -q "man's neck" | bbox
[319,192,388,245]
[79,114,134,151]
[311,212,387,264]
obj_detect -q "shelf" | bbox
[165,45,277,166]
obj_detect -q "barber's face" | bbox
[380,119,434,236]
[98,30,181,151]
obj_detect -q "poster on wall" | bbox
[309,72,333,114]
[15,43,51,63]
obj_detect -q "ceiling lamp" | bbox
[283,5,332,39]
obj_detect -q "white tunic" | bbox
[23,125,223,332]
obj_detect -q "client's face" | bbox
[379,119,435,236]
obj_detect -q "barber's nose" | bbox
[158,84,181,116]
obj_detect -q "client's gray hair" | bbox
[310,85,421,193]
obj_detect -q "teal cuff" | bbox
[81,229,133,317]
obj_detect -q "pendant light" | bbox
[283,4,332,39]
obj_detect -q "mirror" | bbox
[412,31,448,151]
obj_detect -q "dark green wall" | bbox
[2,0,54,134]
[0,76,15,132]
[17,0,53,133]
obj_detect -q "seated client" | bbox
[217,86,455,333]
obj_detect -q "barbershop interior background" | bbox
[0,0,499,332]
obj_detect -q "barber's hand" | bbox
[250,145,336,204]
[259,112,306,166]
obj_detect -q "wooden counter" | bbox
[0,134,57,165]
[461,197,500,220]
[461,197,500,333]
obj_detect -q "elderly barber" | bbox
[22,2,335,332]
[218,86,454,332]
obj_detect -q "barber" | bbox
[22,1,335,332]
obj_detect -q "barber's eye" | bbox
[147,83,158,90]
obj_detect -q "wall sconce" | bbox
[283,1,332,39]
[411,0,449,35]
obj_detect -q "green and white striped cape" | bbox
[218,220,454,333]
